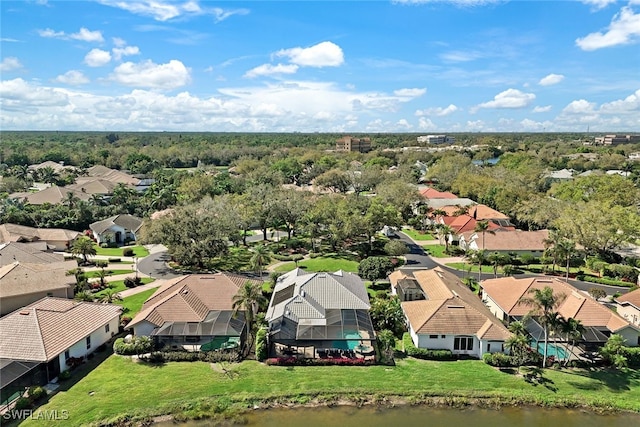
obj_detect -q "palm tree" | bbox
[556,238,577,282]
[250,245,271,279]
[62,191,80,209]
[435,224,455,252]
[74,290,94,302]
[71,236,97,264]
[466,249,487,283]
[505,322,530,374]
[520,286,567,368]
[558,317,584,366]
[38,166,60,184]
[99,289,122,303]
[543,229,563,273]
[473,220,495,250]
[232,281,268,352]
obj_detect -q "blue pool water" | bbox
[534,342,567,360]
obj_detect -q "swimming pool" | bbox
[534,341,567,360]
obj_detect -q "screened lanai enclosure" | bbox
[151,310,246,352]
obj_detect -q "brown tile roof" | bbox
[0,223,80,244]
[0,261,76,298]
[10,186,92,205]
[461,229,549,251]
[0,242,64,266]
[0,297,121,362]
[90,214,143,234]
[467,204,511,220]
[617,289,640,309]
[87,165,140,185]
[419,187,458,199]
[68,179,119,195]
[128,273,261,329]
[481,277,637,332]
[28,161,75,173]
[397,268,510,340]
[441,215,503,234]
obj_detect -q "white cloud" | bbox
[84,49,112,67]
[538,73,565,86]
[393,88,426,97]
[112,45,140,61]
[109,59,191,90]
[54,70,90,85]
[97,1,248,22]
[276,41,344,67]
[0,78,70,110]
[562,99,597,114]
[476,88,536,109]
[418,117,436,130]
[112,37,127,47]
[70,27,104,43]
[0,57,23,72]
[576,6,640,50]
[439,50,483,62]
[581,0,617,11]
[599,89,640,114]
[38,27,103,42]
[244,63,299,78]
[415,104,458,116]
[396,119,412,129]
[466,120,486,131]
[532,105,552,113]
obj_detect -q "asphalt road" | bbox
[137,249,182,279]
[395,231,630,296]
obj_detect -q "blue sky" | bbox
[1,0,639,132]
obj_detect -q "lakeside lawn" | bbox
[274,255,359,273]
[93,244,150,258]
[92,278,155,297]
[115,288,158,317]
[24,356,640,426]
[402,228,435,241]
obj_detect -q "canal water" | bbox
[156,405,640,426]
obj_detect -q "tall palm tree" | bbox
[520,286,567,368]
[71,236,97,264]
[556,238,577,282]
[466,249,487,283]
[39,166,60,184]
[558,317,584,366]
[543,229,563,273]
[232,281,268,352]
[250,245,271,279]
[435,224,455,252]
[473,220,495,250]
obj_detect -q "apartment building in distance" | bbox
[594,134,640,146]
[335,136,372,153]
[417,135,456,144]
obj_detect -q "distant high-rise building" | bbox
[594,134,640,145]
[335,136,372,152]
[417,135,455,144]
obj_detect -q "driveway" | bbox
[137,246,182,279]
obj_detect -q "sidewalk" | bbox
[118,279,165,298]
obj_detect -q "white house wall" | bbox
[481,292,506,321]
[616,326,640,347]
[56,315,120,373]
[133,320,157,337]
[617,304,640,327]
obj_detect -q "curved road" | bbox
[137,247,182,279]
[396,231,630,296]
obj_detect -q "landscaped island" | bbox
[21,355,640,426]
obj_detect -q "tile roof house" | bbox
[86,165,140,186]
[9,186,92,206]
[127,273,261,351]
[28,160,76,174]
[459,229,549,254]
[265,268,376,359]
[481,277,640,349]
[67,178,119,196]
[90,214,143,245]
[0,242,64,267]
[0,260,76,316]
[0,297,120,382]
[391,268,511,358]
[616,289,640,328]
[419,187,458,199]
[0,223,80,251]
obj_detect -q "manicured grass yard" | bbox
[92,277,155,297]
[445,262,498,274]
[422,244,450,258]
[93,244,150,257]
[115,288,158,317]
[275,255,359,273]
[24,356,640,426]
[85,269,133,278]
[402,228,435,241]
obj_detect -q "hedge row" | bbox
[402,333,455,361]
[265,357,375,366]
[255,328,268,362]
[143,350,241,363]
[622,346,640,367]
[576,275,635,288]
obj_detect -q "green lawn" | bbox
[402,228,435,241]
[85,269,133,278]
[422,244,451,258]
[93,244,150,257]
[23,356,640,426]
[115,288,158,317]
[445,262,498,274]
[92,277,155,297]
[274,255,359,273]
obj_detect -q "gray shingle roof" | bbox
[90,214,143,234]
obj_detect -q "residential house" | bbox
[265,268,376,359]
[28,160,76,174]
[0,242,64,267]
[0,260,76,316]
[545,169,575,180]
[616,289,640,328]
[466,205,513,227]
[0,223,80,251]
[459,229,549,255]
[90,214,143,245]
[391,268,511,358]
[67,178,119,197]
[85,165,140,186]
[481,277,640,350]
[127,273,261,351]
[9,186,92,206]
[419,187,458,200]
[0,297,120,401]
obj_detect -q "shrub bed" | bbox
[255,328,268,362]
[402,333,455,360]
[144,350,241,363]
[577,275,634,288]
[482,352,514,367]
[113,336,152,355]
[265,357,375,366]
